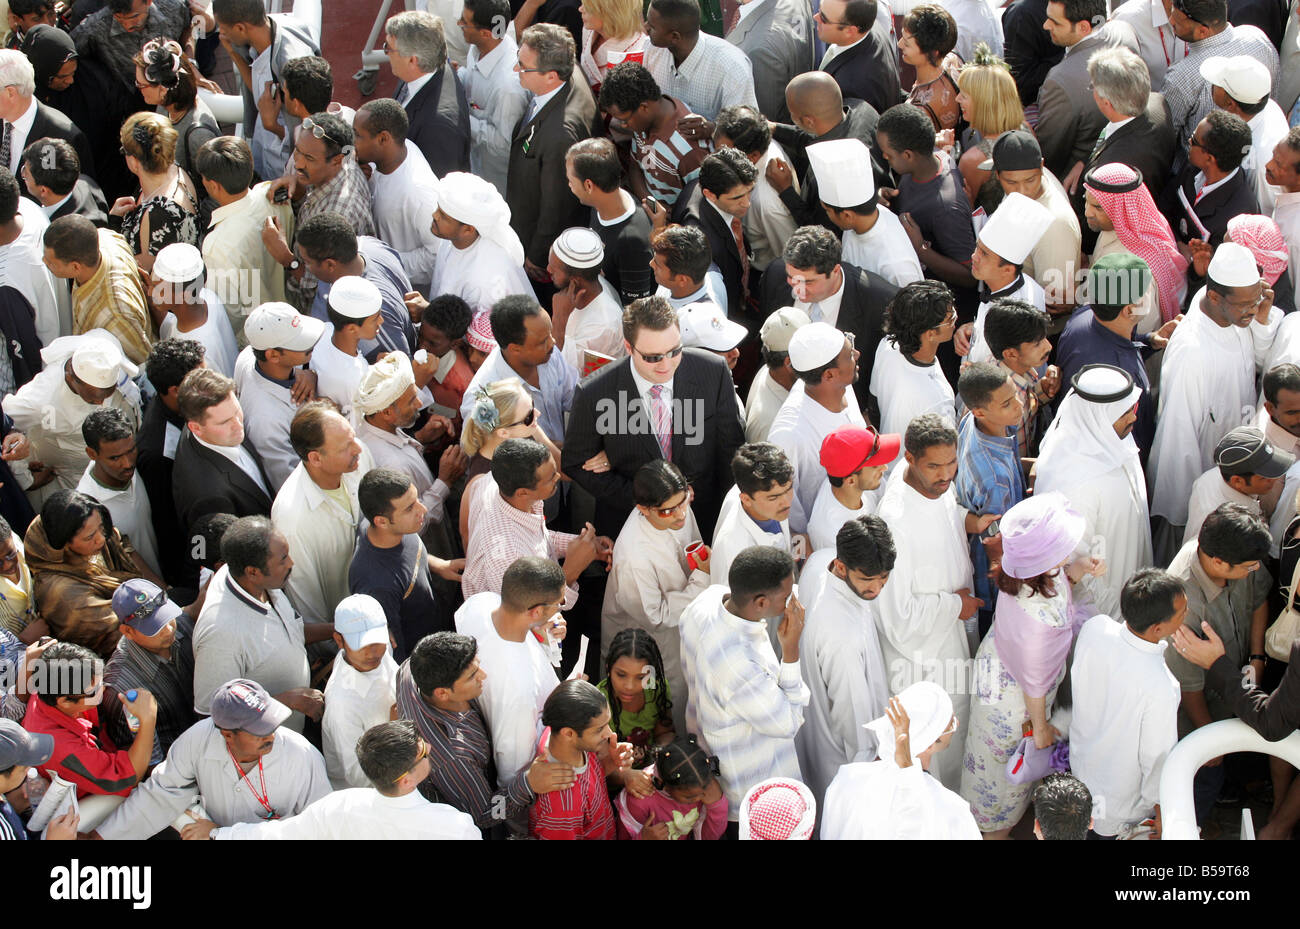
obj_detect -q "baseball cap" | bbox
[819,425,901,477]
[0,719,53,770]
[1215,426,1295,478]
[760,307,812,353]
[978,129,1042,172]
[111,578,183,637]
[1199,55,1270,106]
[334,594,390,650]
[678,302,747,352]
[209,679,291,735]
[244,302,327,352]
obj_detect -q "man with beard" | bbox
[794,515,895,813]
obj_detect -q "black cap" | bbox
[979,130,1042,172]
[1215,427,1295,478]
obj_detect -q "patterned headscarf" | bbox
[1084,164,1189,322]
[1227,214,1289,286]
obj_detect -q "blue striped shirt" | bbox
[955,413,1025,607]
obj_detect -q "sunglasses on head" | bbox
[300,117,347,149]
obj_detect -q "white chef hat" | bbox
[807,138,875,208]
[328,275,383,320]
[978,192,1054,265]
[1207,242,1261,287]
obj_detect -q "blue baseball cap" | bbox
[111,579,183,637]
[0,719,53,769]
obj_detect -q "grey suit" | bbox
[1034,23,1139,180]
[726,0,816,123]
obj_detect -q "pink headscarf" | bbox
[1084,164,1189,322]
[1227,214,1289,286]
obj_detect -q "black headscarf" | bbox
[20,25,77,100]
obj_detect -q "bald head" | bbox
[786,72,844,125]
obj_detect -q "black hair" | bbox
[500,555,566,611]
[877,103,936,157]
[902,4,957,63]
[729,546,796,603]
[212,0,268,27]
[281,55,333,114]
[1197,503,1272,565]
[295,211,359,264]
[34,641,100,706]
[302,111,353,160]
[409,631,478,695]
[843,0,879,31]
[783,224,841,276]
[10,0,56,15]
[651,224,711,283]
[190,512,237,571]
[698,146,757,198]
[836,514,896,576]
[958,361,1010,410]
[288,400,342,461]
[1120,568,1186,633]
[356,719,422,793]
[357,96,410,146]
[1032,772,1093,840]
[422,294,472,340]
[904,411,957,458]
[43,214,100,265]
[196,136,254,195]
[984,299,1048,361]
[603,628,672,738]
[145,338,205,396]
[463,0,512,31]
[491,437,551,496]
[81,407,133,451]
[23,139,79,195]
[884,280,954,356]
[358,467,415,523]
[1263,363,1300,405]
[1200,109,1252,173]
[1055,0,1107,25]
[40,489,111,550]
[566,137,621,193]
[542,679,609,737]
[714,104,770,157]
[221,515,274,577]
[598,61,660,115]
[633,459,690,507]
[652,735,719,791]
[731,442,794,496]
[0,168,19,224]
[648,0,702,36]
[489,294,543,349]
[1173,0,1226,27]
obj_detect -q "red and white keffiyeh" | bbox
[1227,214,1289,286]
[739,778,816,840]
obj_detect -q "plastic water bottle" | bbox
[123,689,141,734]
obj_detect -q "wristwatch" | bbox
[286,259,300,271]
[1249,654,1268,663]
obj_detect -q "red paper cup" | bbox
[686,541,708,571]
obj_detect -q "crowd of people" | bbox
[1,0,1300,842]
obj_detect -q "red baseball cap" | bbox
[819,425,900,478]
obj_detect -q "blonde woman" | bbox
[458,377,562,545]
[576,0,669,98]
[955,46,1026,212]
[109,111,199,272]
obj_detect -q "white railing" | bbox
[1158,718,1300,840]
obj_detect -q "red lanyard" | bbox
[228,747,277,820]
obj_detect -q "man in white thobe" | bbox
[821,681,980,840]
[427,171,533,312]
[321,595,400,791]
[271,405,375,625]
[794,521,892,811]
[872,414,981,791]
[310,276,383,420]
[1148,244,1263,555]
[767,322,866,533]
[1036,364,1153,617]
[745,307,809,443]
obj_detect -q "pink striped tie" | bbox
[650,384,672,460]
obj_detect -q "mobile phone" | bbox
[980,518,1000,539]
[273,185,289,204]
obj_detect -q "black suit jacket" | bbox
[757,257,896,421]
[49,175,109,227]
[1162,165,1259,247]
[401,66,471,178]
[1001,0,1063,106]
[560,350,746,540]
[680,183,749,319]
[820,24,902,116]
[171,430,274,541]
[1084,93,1175,202]
[138,398,193,589]
[18,100,95,190]
[506,79,599,268]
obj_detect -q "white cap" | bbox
[245,302,327,352]
[333,594,389,650]
[760,306,812,352]
[1199,55,1271,106]
[552,227,604,268]
[678,302,747,352]
[327,276,382,320]
[807,138,875,208]
[71,338,137,389]
[978,192,1054,265]
[152,242,204,283]
[787,321,846,372]
[1207,242,1261,288]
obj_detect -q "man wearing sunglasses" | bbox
[561,294,745,539]
[1162,110,1256,247]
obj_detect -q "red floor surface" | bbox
[319,0,402,109]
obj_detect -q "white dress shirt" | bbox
[1182,466,1264,547]
[841,208,924,288]
[6,96,38,174]
[1247,101,1289,214]
[322,648,399,790]
[310,335,370,421]
[745,139,800,267]
[463,34,530,194]
[1275,190,1300,293]
[560,277,628,370]
[203,184,295,346]
[217,786,481,839]
[743,366,790,443]
[0,197,61,347]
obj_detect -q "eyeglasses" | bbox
[632,343,684,364]
[124,589,168,627]
[395,739,429,783]
[813,9,851,25]
[655,487,694,518]
[503,406,537,429]
[1188,134,1206,150]
[300,117,347,149]
[1171,0,1208,25]
[514,60,546,73]
[1224,292,1266,310]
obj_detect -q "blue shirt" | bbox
[459,346,579,445]
[0,797,25,839]
[1056,308,1155,454]
[311,237,417,361]
[955,413,1025,608]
